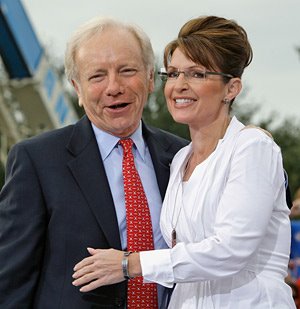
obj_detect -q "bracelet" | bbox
[122,251,134,280]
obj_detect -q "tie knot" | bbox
[119,138,133,154]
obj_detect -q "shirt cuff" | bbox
[140,249,174,288]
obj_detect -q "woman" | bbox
[73,16,295,308]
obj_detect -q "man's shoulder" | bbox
[142,123,189,147]
[16,124,75,149]
[14,116,90,150]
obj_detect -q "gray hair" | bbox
[64,16,155,82]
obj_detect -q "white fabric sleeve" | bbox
[140,249,174,287]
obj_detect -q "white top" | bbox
[140,117,295,308]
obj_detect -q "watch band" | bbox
[122,251,134,280]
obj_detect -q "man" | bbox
[0,17,188,308]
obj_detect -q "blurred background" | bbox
[1,0,300,305]
[1,0,300,194]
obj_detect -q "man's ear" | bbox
[148,69,155,93]
[72,79,83,107]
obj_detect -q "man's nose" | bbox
[105,74,124,96]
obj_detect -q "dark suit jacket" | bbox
[0,116,188,309]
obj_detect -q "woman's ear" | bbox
[227,78,242,101]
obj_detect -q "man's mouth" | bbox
[109,103,129,109]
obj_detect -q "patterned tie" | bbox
[119,138,158,309]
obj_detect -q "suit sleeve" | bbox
[0,143,47,307]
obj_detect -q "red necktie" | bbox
[119,138,158,308]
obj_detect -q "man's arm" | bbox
[0,143,46,307]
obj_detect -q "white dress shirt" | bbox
[140,117,295,308]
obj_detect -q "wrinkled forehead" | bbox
[77,27,145,64]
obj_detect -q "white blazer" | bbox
[141,117,295,309]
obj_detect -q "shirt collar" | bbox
[91,121,146,161]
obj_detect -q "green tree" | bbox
[0,162,4,189]
[269,120,300,197]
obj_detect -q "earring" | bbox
[223,98,229,104]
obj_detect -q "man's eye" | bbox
[191,71,205,79]
[167,71,179,78]
[120,68,137,76]
[89,73,105,81]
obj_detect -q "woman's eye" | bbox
[167,71,178,78]
[191,71,205,79]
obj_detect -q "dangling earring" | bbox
[223,98,229,104]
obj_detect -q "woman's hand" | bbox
[72,247,125,292]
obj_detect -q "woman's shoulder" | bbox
[230,117,277,148]
[237,125,278,148]
[229,128,282,167]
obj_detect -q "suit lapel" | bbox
[142,122,174,200]
[65,118,180,249]
[66,116,122,249]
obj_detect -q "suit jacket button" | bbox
[114,297,125,307]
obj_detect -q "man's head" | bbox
[65,17,155,137]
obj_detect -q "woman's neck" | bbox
[183,115,231,181]
[190,115,231,153]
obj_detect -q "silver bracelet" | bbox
[122,251,134,280]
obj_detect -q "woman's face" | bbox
[164,48,232,130]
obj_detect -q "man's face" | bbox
[72,28,154,137]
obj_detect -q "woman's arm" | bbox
[72,247,142,292]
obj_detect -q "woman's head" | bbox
[164,15,253,80]
[162,16,252,127]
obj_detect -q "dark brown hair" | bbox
[164,16,253,79]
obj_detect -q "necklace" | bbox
[170,182,182,248]
[170,153,192,248]
[170,153,213,248]
[170,117,231,248]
